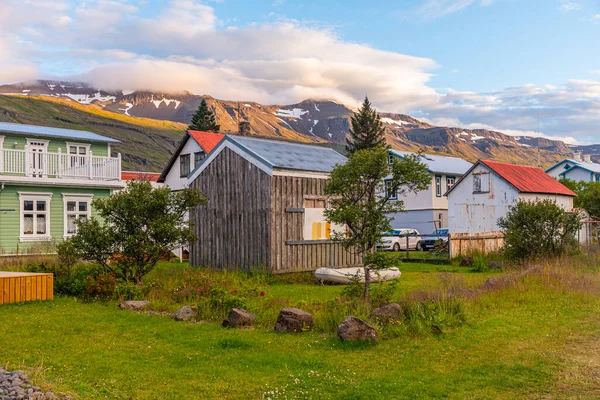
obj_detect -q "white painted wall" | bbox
[563,167,593,182]
[448,164,519,234]
[163,137,203,191]
[449,164,575,234]
[546,161,571,179]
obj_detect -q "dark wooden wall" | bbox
[189,148,271,270]
[270,174,362,273]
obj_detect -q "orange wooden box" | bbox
[0,272,54,305]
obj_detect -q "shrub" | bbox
[86,273,118,300]
[471,258,488,273]
[56,238,80,278]
[114,281,144,301]
[498,199,581,260]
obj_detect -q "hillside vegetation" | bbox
[0,96,186,172]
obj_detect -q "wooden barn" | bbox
[187,135,363,273]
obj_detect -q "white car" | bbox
[377,229,421,252]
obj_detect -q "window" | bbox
[180,154,191,177]
[473,172,490,193]
[19,193,52,241]
[63,195,92,237]
[65,142,90,167]
[387,154,394,164]
[303,197,331,240]
[446,176,456,191]
[435,176,442,197]
[564,164,571,170]
[194,151,205,167]
[385,180,398,200]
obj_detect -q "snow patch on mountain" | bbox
[63,92,116,104]
[381,117,404,126]
[275,108,308,119]
[119,103,134,116]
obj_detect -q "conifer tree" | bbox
[188,99,220,132]
[346,96,388,154]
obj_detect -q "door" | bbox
[27,141,48,177]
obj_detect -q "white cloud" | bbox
[415,0,494,19]
[559,1,582,13]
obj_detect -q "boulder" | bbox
[488,261,503,270]
[369,303,403,323]
[274,308,313,333]
[459,257,474,267]
[170,306,197,322]
[118,300,150,311]
[483,277,501,289]
[222,308,255,328]
[337,316,378,342]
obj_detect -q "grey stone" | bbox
[170,306,197,322]
[118,300,150,311]
[45,392,56,399]
[369,303,403,323]
[274,308,313,333]
[488,261,503,270]
[459,257,474,267]
[222,308,255,328]
[337,316,378,342]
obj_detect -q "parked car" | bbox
[420,228,449,250]
[377,229,421,251]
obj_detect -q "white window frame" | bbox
[26,138,50,149]
[62,194,93,238]
[65,142,91,156]
[435,175,442,197]
[18,192,52,242]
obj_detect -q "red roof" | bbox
[481,160,576,196]
[188,130,224,153]
[121,171,161,182]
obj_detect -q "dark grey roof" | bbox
[229,136,346,173]
[389,150,472,175]
[0,122,119,143]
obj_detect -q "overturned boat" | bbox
[314,266,401,284]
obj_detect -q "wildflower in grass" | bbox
[260,291,266,296]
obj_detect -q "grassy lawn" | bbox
[2,260,600,399]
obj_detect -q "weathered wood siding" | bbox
[189,148,271,270]
[270,175,362,273]
[449,232,505,258]
[0,272,53,305]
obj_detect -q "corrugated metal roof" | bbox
[188,130,224,153]
[121,171,161,182]
[229,136,347,172]
[389,150,472,175]
[0,122,119,143]
[571,161,600,173]
[482,159,576,196]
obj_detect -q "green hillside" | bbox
[0,95,187,172]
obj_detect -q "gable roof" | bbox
[389,150,472,175]
[546,158,600,175]
[482,160,576,196]
[121,171,161,182]
[187,135,347,182]
[0,122,119,143]
[157,130,224,182]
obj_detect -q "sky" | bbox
[1,0,599,144]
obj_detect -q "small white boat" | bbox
[314,267,401,284]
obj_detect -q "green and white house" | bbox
[0,122,124,255]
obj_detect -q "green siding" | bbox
[0,184,112,255]
[1,134,109,156]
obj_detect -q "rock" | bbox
[45,392,56,399]
[337,316,378,342]
[488,261,503,270]
[483,277,501,289]
[118,300,150,311]
[222,308,255,328]
[459,257,474,267]
[274,308,313,333]
[369,303,403,323]
[170,306,197,322]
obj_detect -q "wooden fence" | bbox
[0,272,53,305]
[449,232,505,258]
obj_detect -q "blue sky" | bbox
[1,0,599,143]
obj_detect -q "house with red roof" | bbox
[446,159,576,235]
[121,171,162,188]
[158,130,224,191]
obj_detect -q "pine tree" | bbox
[188,99,220,132]
[346,96,388,154]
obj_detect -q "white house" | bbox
[546,153,600,183]
[158,129,224,261]
[447,159,576,235]
[386,150,473,234]
[158,130,224,191]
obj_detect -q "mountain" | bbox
[0,80,592,170]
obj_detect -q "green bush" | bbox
[498,199,581,260]
[86,273,118,301]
